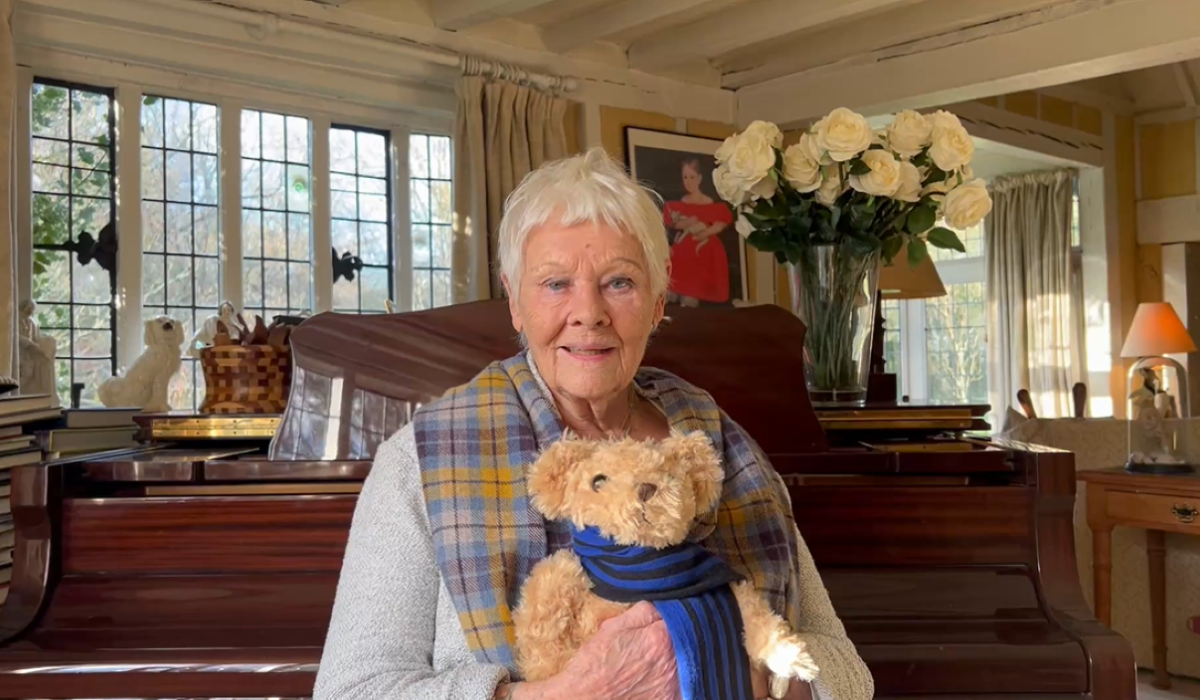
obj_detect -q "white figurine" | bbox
[97,316,185,413]
[188,301,238,358]
[17,299,59,406]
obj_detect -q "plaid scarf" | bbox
[413,353,801,676]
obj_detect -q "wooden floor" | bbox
[1140,671,1200,700]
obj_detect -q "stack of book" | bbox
[0,392,64,606]
[33,407,141,458]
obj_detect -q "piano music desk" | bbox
[1080,468,1200,691]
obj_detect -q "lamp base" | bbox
[1125,460,1196,475]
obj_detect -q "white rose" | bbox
[849,150,902,197]
[942,178,993,229]
[715,134,736,164]
[735,212,755,239]
[741,120,783,150]
[725,131,776,195]
[815,166,844,207]
[799,131,832,166]
[927,110,974,171]
[713,164,747,207]
[894,161,922,202]
[887,110,932,159]
[747,172,777,201]
[815,107,873,162]
[782,142,822,193]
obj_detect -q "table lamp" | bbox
[867,239,948,402]
[1120,301,1198,474]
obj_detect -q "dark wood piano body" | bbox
[0,301,1135,699]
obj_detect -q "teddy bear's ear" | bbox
[661,430,723,513]
[527,435,596,519]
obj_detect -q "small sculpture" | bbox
[97,316,185,413]
[17,299,59,405]
[188,301,238,359]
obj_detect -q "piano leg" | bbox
[1092,526,1113,627]
[1148,529,1170,690]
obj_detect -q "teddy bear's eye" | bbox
[591,474,608,492]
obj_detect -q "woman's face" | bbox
[505,219,665,404]
[682,163,702,195]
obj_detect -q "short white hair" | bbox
[497,147,670,297]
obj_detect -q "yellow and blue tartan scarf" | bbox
[413,353,802,676]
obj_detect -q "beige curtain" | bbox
[986,168,1083,419]
[0,0,14,377]
[452,75,569,302]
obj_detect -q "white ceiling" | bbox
[375,0,1083,90]
[970,138,1083,181]
[1073,60,1200,116]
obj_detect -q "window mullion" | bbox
[220,98,243,312]
[908,299,930,402]
[115,83,144,372]
[12,68,34,376]
[393,125,412,312]
[312,117,332,314]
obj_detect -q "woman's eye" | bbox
[591,474,608,491]
[545,279,569,292]
[608,277,632,290]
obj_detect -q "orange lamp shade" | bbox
[1120,302,1198,357]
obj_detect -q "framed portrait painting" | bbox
[625,127,748,308]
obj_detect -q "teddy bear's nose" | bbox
[637,483,658,503]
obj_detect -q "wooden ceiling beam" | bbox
[720,0,1070,89]
[736,0,1200,128]
[432,0,563,30]
[627,0,918,72]
[541,0,730,53]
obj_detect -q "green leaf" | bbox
[829,205,841,231]
[746,230,784,253]
[880,234,904,264]
[907,237,928,267]
[911,151,930,168]
[924,166,951,185]
[926,226,966,252]
[143,95,159,106]
[849,158,871,176]
[95,133,109,147]
[906,204,936,236]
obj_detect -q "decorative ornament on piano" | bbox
[16,299,59,406]
[714,108,991,405]
[1121,302,1198,474]
[194,308,304,415]
[97,315,185,413]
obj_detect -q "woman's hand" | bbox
[557,601,681,700]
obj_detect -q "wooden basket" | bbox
[198,344,292,414]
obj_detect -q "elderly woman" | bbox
[313,148,873,700]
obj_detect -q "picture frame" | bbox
[625,127,749,308]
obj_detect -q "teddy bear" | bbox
[97,316,185,412]
[513,429,818,699]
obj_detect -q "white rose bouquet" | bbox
[715,107,992,267]
[712,107,993,401]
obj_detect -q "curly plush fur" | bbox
[97,316,185,412]
[513,430,818,685]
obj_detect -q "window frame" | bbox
[27,76,120,405]
[16,63,452,406]
[330,123,396,314]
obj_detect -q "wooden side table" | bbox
[1079,467,1200,690]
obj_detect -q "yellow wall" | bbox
[597,108,772,305]
[980,92,1104,137]
[1139,120,1196,200]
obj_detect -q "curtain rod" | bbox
[157,0,580,94]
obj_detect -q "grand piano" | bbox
[0,301,1136,699]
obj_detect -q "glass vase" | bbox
[787,243,881,405]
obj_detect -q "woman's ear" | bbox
[661,430,723,513]
[527,435,596,519]
[501,273,523,335]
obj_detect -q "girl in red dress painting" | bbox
[663,158,733,305]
